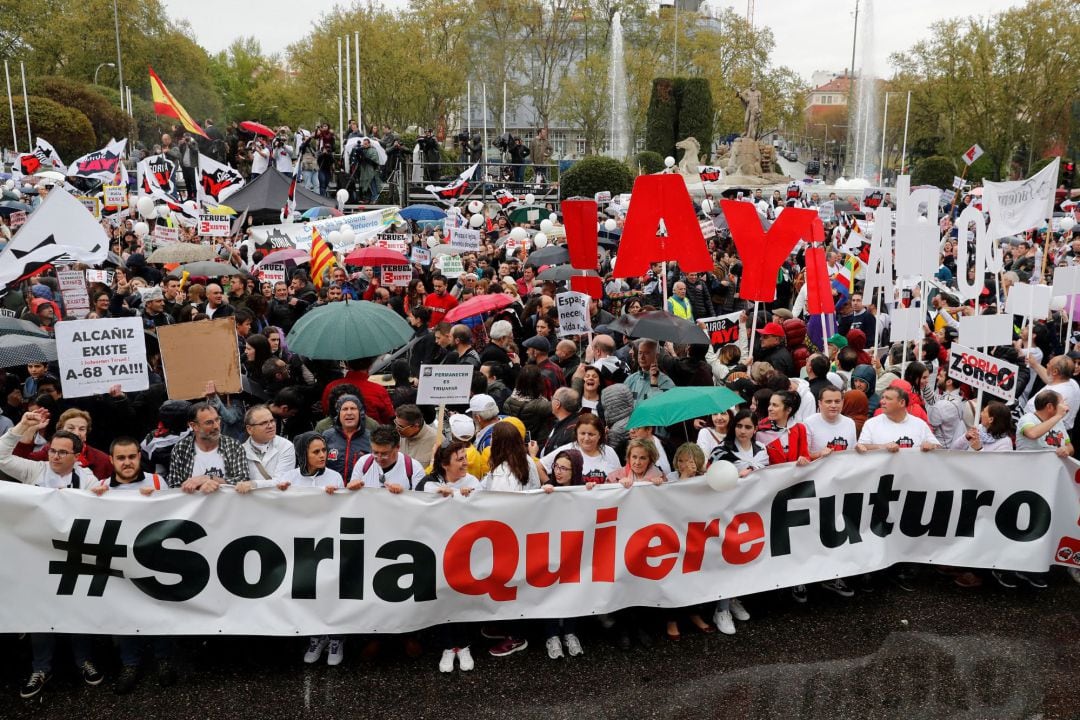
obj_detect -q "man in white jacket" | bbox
[0,409,98,489]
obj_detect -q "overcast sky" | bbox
[162,0,1026,83]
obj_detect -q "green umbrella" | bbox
[627,386,743,430]
[507,205,549,224]
[286,299,413,360]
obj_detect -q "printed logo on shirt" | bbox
[826,437,849,452]
[327,449,339,461]
[204,465,224,480]
[1046,430,1065,448]
[583,469,607,482]
[896,436,915,449]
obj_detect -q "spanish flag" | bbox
[149,67,209,139]
[310,228,337,289]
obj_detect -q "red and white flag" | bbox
[962,144,984,166]
[425,163,478,206]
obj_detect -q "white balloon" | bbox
[3,180,13,190]
[539,219,554,233]
[664,156,675,168]
[155,206,171,219]
[137,196,156,219]
[509,227,527,241]
[1050,296,1067,312]
[335,189,349,206]
[705,461,739,491]
[604,219,617,232]
[533,232,548,249]
[549,213,558,222]
[1061,215,1077,233]
[340,226,356,243]
[468,200,483,214]
[469,213,484,228]
[133,221,149,238]
[524,193,536,205]
[328,230,343,244]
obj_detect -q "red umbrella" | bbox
[344,247,410,266]
[239,121,276,139]
[444,293,516,323]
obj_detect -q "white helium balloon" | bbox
[533,232,548,249]
[509,227,527,241]
[1061,215,1076,233]
[524,193,536,205]
[705,460,739,491]
[137,196,156,219]
[1050,296,1067,312]
[664,156,675,168]
[448,206,461,215]
[336,188,349,206]
[156,205,171,219]
[133,221,149,238]
[604,219,617,232]
[539,219,554,233]
[469,213,484,228]
[339,226,356,244]
[3,180,13,190]
[549,213,558,222]
[328,230,343,245]
[468,200,483,214]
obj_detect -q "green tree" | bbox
[0,96,96,159]
[676,78,713,154]
[911,155,956,188]
[645,79,677,157]
[556,53,610,155]
[28,76,130,146]
[560,155,633,198]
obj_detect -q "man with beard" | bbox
[168,402,248,491]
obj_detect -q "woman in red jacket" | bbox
[754,390,811,466]
[13,407,112,480]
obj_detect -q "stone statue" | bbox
[737,82,763,139]
[675,137,701,176]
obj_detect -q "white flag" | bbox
[65,138,127,181]
[0,189,108,287]
[34,138,66,173]
[137,154,180,198]
[983,158,1059,241]
[196,153,245,206]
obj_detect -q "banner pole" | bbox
[4,61,17,154]
[749,300,759,362]
[337,38,344,142]
[431,404,445,467]
[19,62,31,149]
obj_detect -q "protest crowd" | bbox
[1,103,1079,702]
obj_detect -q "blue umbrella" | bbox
[400,204,446,221]
[301,207,342,220]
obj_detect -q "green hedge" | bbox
[676,78,713,162]
[912,155,956,189]
[646,78,677,158]
[635,150,665,174]
[560,155,634,199]
[645,77,714,162]
[0,96,96,160]
[29,76,130,147]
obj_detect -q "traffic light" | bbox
[1065,160,1075,190]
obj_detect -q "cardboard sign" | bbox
[948,343,1018,400]
[417,364,473,406]
[103,185,128,207]
[77,196,101,219]
[85,269,114,285]
[952,175,965,190]
[1053,266,1080,297]
[448,226,481,251]
[157,318,242,400]
[411,246,431,266]
[56,269,91,318]
[817,202,835,224]
[958,314,1013,348]
[152,225,179,244]
[556,291,591,337]
[198,214,231,237]
[890,306,924,343]
[962,144,984,166]
[54,317,149,398]
[8,210,27,230]
[381,264,412,287]
[438,254,464,278]
[375,233,408,254]
[260,263,287,286]
[699,312,742,348]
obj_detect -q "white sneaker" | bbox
[457,646,474,671]
[439,649,456,673]
[714,609,736,635]
[326,638,344,666]
[730,598,750,622]
[304,635,328,664]
[545,636,564,659]
[564,633,583,657]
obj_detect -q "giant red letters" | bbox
[612,175,713,278]
[721,201,820,302]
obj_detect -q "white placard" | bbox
[152,225,179,244]
[103,184,128,207]
[699,219,716,239]
[890,306,924,342]
[962,144,984,166]
[948,343,1019,401]
[417,364,473,405]
[381,264,412,287]
[1052,266,1080,297]
[1005,283,1052,320]
[260,263,287,286]
[54,317,149,398]
[958,314,1013,349]
[375,233,408,254]
[556,291,591,337]
[438,254,464,278]
[8,210,27,230]
[594,191,611,205]
[198,214,231,237]
[56,269,91,318]
[85,269,114,285]
[448,226,481,251]
[411,246,431,266]
[77,196,101,219]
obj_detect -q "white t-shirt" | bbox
[272,146,294,173]
[192,446,226,479]
[858,412,938,449]
[696,427,726,459]
[250,146,270,174]
[349,452,425,490]
[803,413,858,455]
[107,472,165,493]
[1015,412,1071,451]
[422,473,482,495]
[483,461,541,492]
[1024,380,1080,430]
[541,443,621,484]
[278,466,344,489]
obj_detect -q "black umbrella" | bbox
[0,317,49,338]
[525,245,570,268]
[536,265,598,283]
[0,335,57,367]
[609,310,709,345]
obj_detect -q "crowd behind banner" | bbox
[0,127,1078,698]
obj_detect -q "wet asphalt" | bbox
[1,568,1078,720]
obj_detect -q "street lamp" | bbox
[94,63,115,86]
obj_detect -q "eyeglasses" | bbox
[48,448,74,457]
[553,464,573,472]
[247,419,275,428]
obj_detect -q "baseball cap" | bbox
[449,414,475,440]
[756,321,786,337]
[522,335,552,352]
[467,394,497,415]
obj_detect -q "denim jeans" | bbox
[302,169,319,192]
[31,633,94,673]
[115,635,174,668]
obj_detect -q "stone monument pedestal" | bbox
[726,137,763,178]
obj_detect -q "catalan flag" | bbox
[310,228,337,289]
[149,67,209,139]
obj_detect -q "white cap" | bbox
[449,414,475,440]
[468,394,497,415]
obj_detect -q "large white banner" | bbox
[983,158,1059,241]
[0,451,1074,636]
[249,207,404,252]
